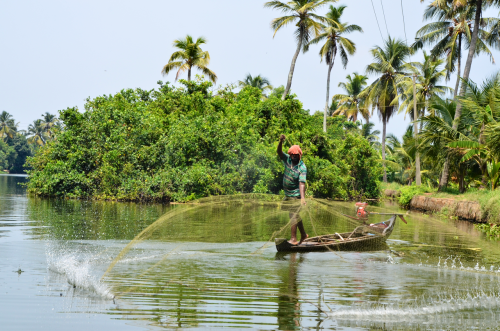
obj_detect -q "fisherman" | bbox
[277,134,308,245]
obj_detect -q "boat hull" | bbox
[275,215,397,253]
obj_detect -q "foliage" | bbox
[7,134,32,173]
[0,140,16,170]
[398,52,452,118]
[26,80,382,202]
[333,72,369,122]
[412,2,497,85]
[397,184,431,208]
[161,35,217,83]
[475,223,500,239]
[0,111,43,173]
[238,74,273,98]
[306,5,362,69]
[362,37,411,183]
[0,111,18,140]
[264,0,335,99]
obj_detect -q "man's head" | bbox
[288,145,302,163]
[290,153,300,163]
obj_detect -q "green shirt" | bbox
[280,153,307,197]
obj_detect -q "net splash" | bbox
[46,243,114,300]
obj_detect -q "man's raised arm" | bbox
[277,134,285,159]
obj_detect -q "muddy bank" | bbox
[409,195,483,223]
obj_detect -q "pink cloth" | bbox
[288,145,302,159]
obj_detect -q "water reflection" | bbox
[276,253,302,330]
[2,175,500,330]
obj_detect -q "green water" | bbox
[1,174,500,330]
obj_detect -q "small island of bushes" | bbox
[25,80,381,202]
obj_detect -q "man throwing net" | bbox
[277,134,308,245]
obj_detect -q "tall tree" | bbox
[161,35,217,83]
[306,5,362,132]
[264,0,336,100]
[448,74,500,188]
[238,74,273,97]
[332,72,369,122]
[27,119,46,146]
[399,52,452,118]
[362,37,411,183]
[413,2,496,98]
[435,0,500,189]
[0,111,18,141]
[40,112,59,139]
[361,122,381,148]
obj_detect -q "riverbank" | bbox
[381,183,500,224]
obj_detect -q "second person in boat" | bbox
[277,134,308,245]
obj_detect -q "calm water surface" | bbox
[1,174,500,330]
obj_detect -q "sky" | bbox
[1,0,499,139]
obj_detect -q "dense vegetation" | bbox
[9,0,500,213]
[26,80,381,202]
[0,110,57,173]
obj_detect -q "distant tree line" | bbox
[0,111,60,173]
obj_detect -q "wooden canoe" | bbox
[275,214,397,253]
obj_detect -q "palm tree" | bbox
[238,74,273,97]
[332,73,369,122]
[306,5,362,132]
[161,35,217,83]
[27,119,46,146]
[448,74,500,187]
[0,111,18,140]
[386,129,420,185]
[40,112,59,139]
[419,96,477,192]
[412,2,497,98]
[437,0,500,190]
[399,52,451,119]
[361,122,381,148]
[362,37,411,182]
[264,0,335,100]
[328,99,339,116]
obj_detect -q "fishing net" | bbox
[101,194,370,279]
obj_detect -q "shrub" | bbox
[27,80,382,202]
[398,185,431,208]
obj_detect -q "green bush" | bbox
[475,223,500,239]
[397,185,431,208]
[27,80,382,202]
[0,140,16,171]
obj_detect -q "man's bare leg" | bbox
[297,221,308,245]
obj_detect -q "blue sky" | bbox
[1,0,498,139]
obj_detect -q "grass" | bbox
[380,182,403,191]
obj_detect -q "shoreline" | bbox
[408,195,484,223]
[383,189,487,223]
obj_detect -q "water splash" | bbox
[330,289,500,322]
[46,243,114,300]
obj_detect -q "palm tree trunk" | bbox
[382,113,387,183]
[188,67,191,81]
[413,75,421,186]
[282,31,303,101]
[439,0,482,191]
[323,59,335,132]
[454,35,462,98]
[459,164,466,193]
[452,0,481,128]
[480,161,488,189]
